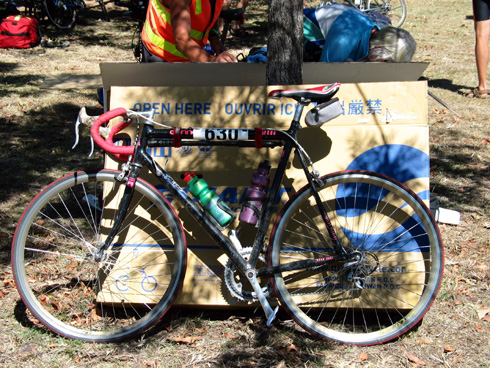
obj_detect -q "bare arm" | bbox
[166,0,236,62]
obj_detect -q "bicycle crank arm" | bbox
[246,269,279,326]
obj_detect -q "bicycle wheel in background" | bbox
[269,171,443,346]
[368,0,406,27]
[43,0,81,30]
[11,170,187,342]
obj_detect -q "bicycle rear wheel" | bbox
[367,0,406,27]
[43,0,80,30]
[269,171,443,345]
[12,170,186,342]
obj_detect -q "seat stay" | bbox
[268,82,340,103]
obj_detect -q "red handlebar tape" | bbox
[91,107,134,161]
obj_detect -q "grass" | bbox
[1,0,490,367]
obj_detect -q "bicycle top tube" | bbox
[90,83,341,160]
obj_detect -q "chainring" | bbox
[224,247,272,302]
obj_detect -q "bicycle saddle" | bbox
[220,8,245,22]
[268,82,340,103]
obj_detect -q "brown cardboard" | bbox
[98,80,429,307]
[99,62,428,88]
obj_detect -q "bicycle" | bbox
[320,0,407,28]
[24,0,108,30]
[11,82,444,345]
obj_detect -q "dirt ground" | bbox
[0,0,489,367]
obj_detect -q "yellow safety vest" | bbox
[142,0,223,62]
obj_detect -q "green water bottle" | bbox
[182,172,234,228]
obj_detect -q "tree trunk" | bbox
[266,0,303,86]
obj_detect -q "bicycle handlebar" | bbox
[91,107,135,161]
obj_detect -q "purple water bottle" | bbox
[239,160,271,226]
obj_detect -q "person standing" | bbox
[141,0,237,62]
[469,0,490,98]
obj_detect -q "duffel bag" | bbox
[0,15,40,49]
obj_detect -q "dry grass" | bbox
[1,0,489,367]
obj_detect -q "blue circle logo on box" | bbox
[338,144,430,253]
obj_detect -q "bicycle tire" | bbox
[12,169,187,342]
[269,171,443,345]
[43,0,79,30]
[367,0,406,28]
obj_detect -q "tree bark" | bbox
[266,0,303,86]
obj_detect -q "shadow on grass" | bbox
[430,129,489,211]
[0,98,103,198]
[0,96,104,265]
[0,74,46,98]
[145,308,333,367]
[425,78,468,95]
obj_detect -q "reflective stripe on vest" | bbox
[142,0,220,62]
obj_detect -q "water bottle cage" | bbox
[241,202,261,217]
[201,198,236,231]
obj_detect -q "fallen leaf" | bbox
[444,345,454,353]
[416,338,430,344]
[66,260,78,273]
[3,279,15,288]
[224,332,238,339]
[477,308,490,320]
[406,352,427,365]
[358,352,368,361]
[15,343,39,356]
[168,336,201,344]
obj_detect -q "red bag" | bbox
[0,15,40,49]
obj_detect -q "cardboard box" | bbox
[97,63,429,308]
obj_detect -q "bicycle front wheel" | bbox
[367,0,407,27]
[269,171,443,346]
[12,170,187,342]
[43,0,79,30]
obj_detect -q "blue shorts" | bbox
[473,0,490,21]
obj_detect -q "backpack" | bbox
[0,15,41,49]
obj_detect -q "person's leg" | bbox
[222,0,232,9]
[237,0,248,10]
[470,0,490,97]
[475,20,490,94]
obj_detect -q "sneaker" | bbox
[41,37,70,48]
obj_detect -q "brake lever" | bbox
[73,107,105,157]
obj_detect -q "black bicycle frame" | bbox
[100,104,349,279]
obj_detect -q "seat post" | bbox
[292,99,309,123]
